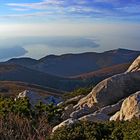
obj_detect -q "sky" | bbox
[0,0,140,60]
[0,0,140,23]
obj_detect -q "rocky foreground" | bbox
[53,55,140,132]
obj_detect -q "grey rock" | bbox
[16,90,62,106]
[52,118,78,133]
[110,91,140,121]
[61,104,74,120]
[78,112,110,122]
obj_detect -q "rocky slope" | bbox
[53,55,140,132]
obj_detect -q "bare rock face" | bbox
[76,55,140,111]
[110,111,120,121]
[127,56,140,73]
[61,55,140,120]
[16,90,46,106]
[70,105,98,119]
[76,71,140,111]
[97,98,124,115]
[64,95,85,105]
[60,95,85,120]
[78,112,110,122]
[52,56,140,132]
[70,98,124,119]
[61,104,74,120]
[52,118,77,133]
[110,91,140,121]
[16,90,61,106]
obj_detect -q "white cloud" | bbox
[7,0,65,10]
[11,8,29,11]
[5,0,140,22]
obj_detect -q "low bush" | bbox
[63,87,92,100]
[1,96,140,140]
[0,96,62,140]
[49,120,140,140]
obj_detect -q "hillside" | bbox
[0,48,139,92]
[0,63,130,92]
[6,48,140,77]
[0,81,64,97]
[6,57,38,66]
[0,64,91,92]
[0,64,68,91]
[71,63,130,79]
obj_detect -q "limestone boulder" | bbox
[127,55,140,73]
[110,111,120,121]
[97,98,124,115]
[110,91,140,121]
[16,90,62,106]
[70,105,98,119]
[76,71,140,111]
[52,118,77,133]
[78,112,110,122]
[65,95,85,105]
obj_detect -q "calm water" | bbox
[0,36,99,61]
[0,34,140,62]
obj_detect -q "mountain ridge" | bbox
[5,48,140,77]
[0,48,139,92]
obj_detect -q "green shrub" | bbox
[49,120,140,140]
[63,87,92,100]
[0,96,63,140]
[1,96,140,140]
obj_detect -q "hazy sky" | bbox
[1,0,140,23]
[0,0,140,60]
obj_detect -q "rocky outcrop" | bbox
[110,91,140,121]
[76,71,140,109]
[110,111,120,121]
[76,55,140,111]
[16,90,62,106]
[59,95,85,120]
[71,98,124,121]
[59,55,140,121]
[52,118,77,133]
[61,104,74,120]
[52,56,140,132]
[57,95,85,107]
[127,56,140,73]
[70,105,97,119]
[64,95,85,105]
[96,98,124,115]
[78,112,110,122]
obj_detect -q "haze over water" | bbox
[0,0,140,61]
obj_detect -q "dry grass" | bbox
[0,113,52,140]
[0,81,63,97]
[72,63,130,79]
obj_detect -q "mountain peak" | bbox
[106,48,138,54]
